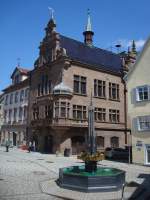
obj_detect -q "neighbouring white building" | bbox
[126,37,150,165]
[0,94,4,143]
[1,67,30,147]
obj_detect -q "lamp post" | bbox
[85,93,97,172]
[88,97,96,155]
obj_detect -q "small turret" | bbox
[45,8,56,34]
[130,40,137,58]
[53,82,73,97]
[83,9,94,47]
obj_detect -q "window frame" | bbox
[54,101,70,118]
[94,79,106,98]
[10,93,13,104]
[109,109,120,123]
[73,105,86,120]
[137,115,150,131]
[111,136,119,148]
[136,85,149,102]
[5,95,9,105]
[109,82,120,101]
[20,90,24,102]
[97,136,105,148]
[15,92,19,103]
[73,75,87,95]
[94,107,106,122]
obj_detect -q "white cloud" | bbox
[128,39,145,50]
[116,39,146,51]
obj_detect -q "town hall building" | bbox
[28,12,135,154]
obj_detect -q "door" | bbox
[44,135,53,153]
[145,145,150,165]
[13,132,17,146]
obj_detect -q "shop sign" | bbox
[136,141,143,147]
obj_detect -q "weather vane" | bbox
[48,7,54,19]
[17,58,21,67]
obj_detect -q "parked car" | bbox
[105,147,129,160]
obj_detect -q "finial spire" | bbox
[83,9,94,46]
[86,9,92,31]
[17,58,20,67]
[48,7,54,19]
[131,40,136,53]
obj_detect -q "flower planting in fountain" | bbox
[78,151,105,162]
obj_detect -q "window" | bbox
[15,92,19,103]
[19,107,23,121]
[109,109,120,123]
[54,102,59,118]
[14,75,20,84]
[25,88,29,99]
[8,109,12,122]
[20,90,24,102]
[136,86,149,102]
[44,75,48,95]
[137,116,150,131]
[13,108,17,122]
[5,95,9,105]
[10,93,13,104]
[111,137,119,148]
[33,107,39,120]
[24,106,27,119]
[94,79,106,98]
[48,80,52,94]
[60,102,67,118]
[54,101,70,118]
[97,136,104,148]
[4,110,7,122]
[74,75,86,95]
[38,84,41,96]
[94,107,106,122]
[45,105,52,118]
[37,76,51,96]
[73,105,86,120]
[109,83,119,100]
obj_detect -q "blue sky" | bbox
[0,0,149,92]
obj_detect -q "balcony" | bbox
[31,117,88,128]
[36,94,53,103]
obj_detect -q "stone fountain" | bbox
[58,97,125,192]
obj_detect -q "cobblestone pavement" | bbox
[0,147,63,200]
[0,146,150,200]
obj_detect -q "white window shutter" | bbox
[132,118,138,133]
[131,88,137,104]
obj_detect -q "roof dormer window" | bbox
[14,74,20,84]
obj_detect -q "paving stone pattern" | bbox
[0,147,150,200]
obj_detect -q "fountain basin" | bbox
[59,165,125,192]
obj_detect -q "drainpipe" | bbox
[122,73,132,164]
[123,80,128,145]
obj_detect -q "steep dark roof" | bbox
[2,78,29,93]
[60,35,122,73]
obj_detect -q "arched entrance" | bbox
[44,135,53,153]
[71,136,85,155]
